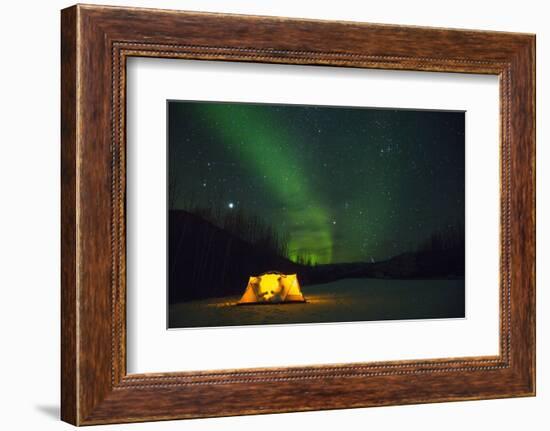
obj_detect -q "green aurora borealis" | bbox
[168,101,465,264]
[199,104,333,263]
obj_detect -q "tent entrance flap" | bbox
[237,272,306,305]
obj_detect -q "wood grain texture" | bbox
[60,4,535,425]
[60,5,78,425]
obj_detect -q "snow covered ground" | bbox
[169,278,465,329]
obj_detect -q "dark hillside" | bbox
[169,210,304,302]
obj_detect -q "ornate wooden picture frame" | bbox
[61,4,535,425]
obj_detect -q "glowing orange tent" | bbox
[237,272,306,305]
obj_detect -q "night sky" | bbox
[168,101,465,264]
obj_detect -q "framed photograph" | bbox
[61,4,535,425]
[166,100,466,329]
